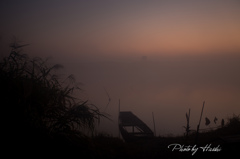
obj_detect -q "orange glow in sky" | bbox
[1,0,240,57]
[1,0,240,136]
[68,0,240,56]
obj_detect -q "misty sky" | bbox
[1,0,240,136]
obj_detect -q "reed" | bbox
[0,40,107,137]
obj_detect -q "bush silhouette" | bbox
[1,41,105,156]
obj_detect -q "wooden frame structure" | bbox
[119,111,154,142]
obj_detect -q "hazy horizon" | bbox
[1,0,240,136]
[55,53,240,136]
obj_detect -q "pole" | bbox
[118,99,120,138]
[185,109,191,139]
[195,101,205,144]
[152,112,156,136]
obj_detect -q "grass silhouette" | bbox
[1,41,107,158]
[1,40,239,158]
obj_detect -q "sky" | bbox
[1,0,240,136]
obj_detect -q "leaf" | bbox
[205,117,210,126]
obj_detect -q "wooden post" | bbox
[118,99,120,138]
[185,109,191,139]
[152,112,156,136]
[195,101,205,144]
[118,99,120,115]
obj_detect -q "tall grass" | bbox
[0,41,106,138]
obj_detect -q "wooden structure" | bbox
[118,111,154,142]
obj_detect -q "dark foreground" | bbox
[4,124,240,159]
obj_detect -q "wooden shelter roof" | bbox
[119,111,153,134]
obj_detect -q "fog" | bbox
[55,53,240,136]
[1,40,239,136]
